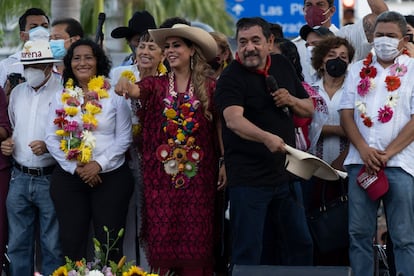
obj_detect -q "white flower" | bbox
[87,270,104,276]
[66,86,84,99]
[385,94,399,108]
[164,159,179,175]
[73,86,84,99]
[355,101,367,114]
[82,130,96,149]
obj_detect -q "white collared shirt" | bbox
[8,74,62,167]
[45,83,132,174]
[339,54,414,176]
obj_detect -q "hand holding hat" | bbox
[284,145,346,181]
[357,166,389,201]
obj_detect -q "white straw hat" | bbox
[15,40,61,65]
[284,145,345,181]
[149,24,218,61]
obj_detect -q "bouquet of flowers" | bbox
[52,227,158,276]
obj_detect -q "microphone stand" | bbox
[95,12,106,48]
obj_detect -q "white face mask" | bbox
[306,45,315,64]
[24,67,47,88]
[28,26,50,41]
[373,36,401,61]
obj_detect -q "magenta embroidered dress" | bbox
[137,75,219,268]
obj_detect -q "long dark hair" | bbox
[275,38,304,82]
[63,39,111,86]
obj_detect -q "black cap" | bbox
[299,25,334,41]
[111,10,156,39]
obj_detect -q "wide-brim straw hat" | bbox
[149,23,218,61]
[15,40,61,65]
[285,145,345,181]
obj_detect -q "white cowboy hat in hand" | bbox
[284,145,347,181]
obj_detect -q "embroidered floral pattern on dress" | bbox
[356,53,407,127]
[155,72,203,189]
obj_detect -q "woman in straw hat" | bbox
[115,23,225,275]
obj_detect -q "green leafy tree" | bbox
[0,0,235,47]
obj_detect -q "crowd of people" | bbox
[1,1,414,275]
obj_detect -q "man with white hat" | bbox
[0,39,63,276]
[0,8,50,100]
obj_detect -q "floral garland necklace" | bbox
[54,76,110,163]
[356,52,407,127]
[155,72,203,189]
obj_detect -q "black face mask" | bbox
[325,57,348,78]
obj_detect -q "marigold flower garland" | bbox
[356,52,407,127]
[155,72,203,189]
[54,76,110,163]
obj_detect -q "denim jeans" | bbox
[347,165,414,276]
[229,182,313,268]
[6,168,63,276]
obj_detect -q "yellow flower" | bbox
[97,88,109,99]
[61,92,72,103]
[123,265,146,276]
[132,124,141,136]
[64,106,79,117]
[60,139,67,151]
[65,78,74,89]
[52,266,68,276]
[82,113,98,127]
[78,145,92,163]
[157,62,168,75]
[56,129,69,136]
[85,102,102,115]
[176,132,185,142]
[88,76,104,92]
[120,70,136,83]
[165,108,177,119]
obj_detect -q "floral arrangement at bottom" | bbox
[52,227,158,276]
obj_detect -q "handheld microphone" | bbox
[266,75,289,116]
[95,13,106,44]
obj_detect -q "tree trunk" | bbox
[51,0,81,21]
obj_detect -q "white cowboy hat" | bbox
[284,145,346,181]
[148,24,218,61]
[15,40,62,65]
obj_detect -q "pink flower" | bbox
[390,63,407,77]
[64,121,79,132]
[55,108,66,116]
[378,105,393,123]
[357,77,371,97]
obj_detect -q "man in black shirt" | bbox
[215,17,314,268]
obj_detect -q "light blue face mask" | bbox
[50,39,67,60]
[28,26,50,41]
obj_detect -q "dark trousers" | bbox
[229,182,313,268]
[50,163,134,262]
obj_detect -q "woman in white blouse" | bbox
[45,39,133,263]
[309,36,355,169]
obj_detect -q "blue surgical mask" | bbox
[50,39,67,60]
[28,26,50,41]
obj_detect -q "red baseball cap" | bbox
[357,166,389,201]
